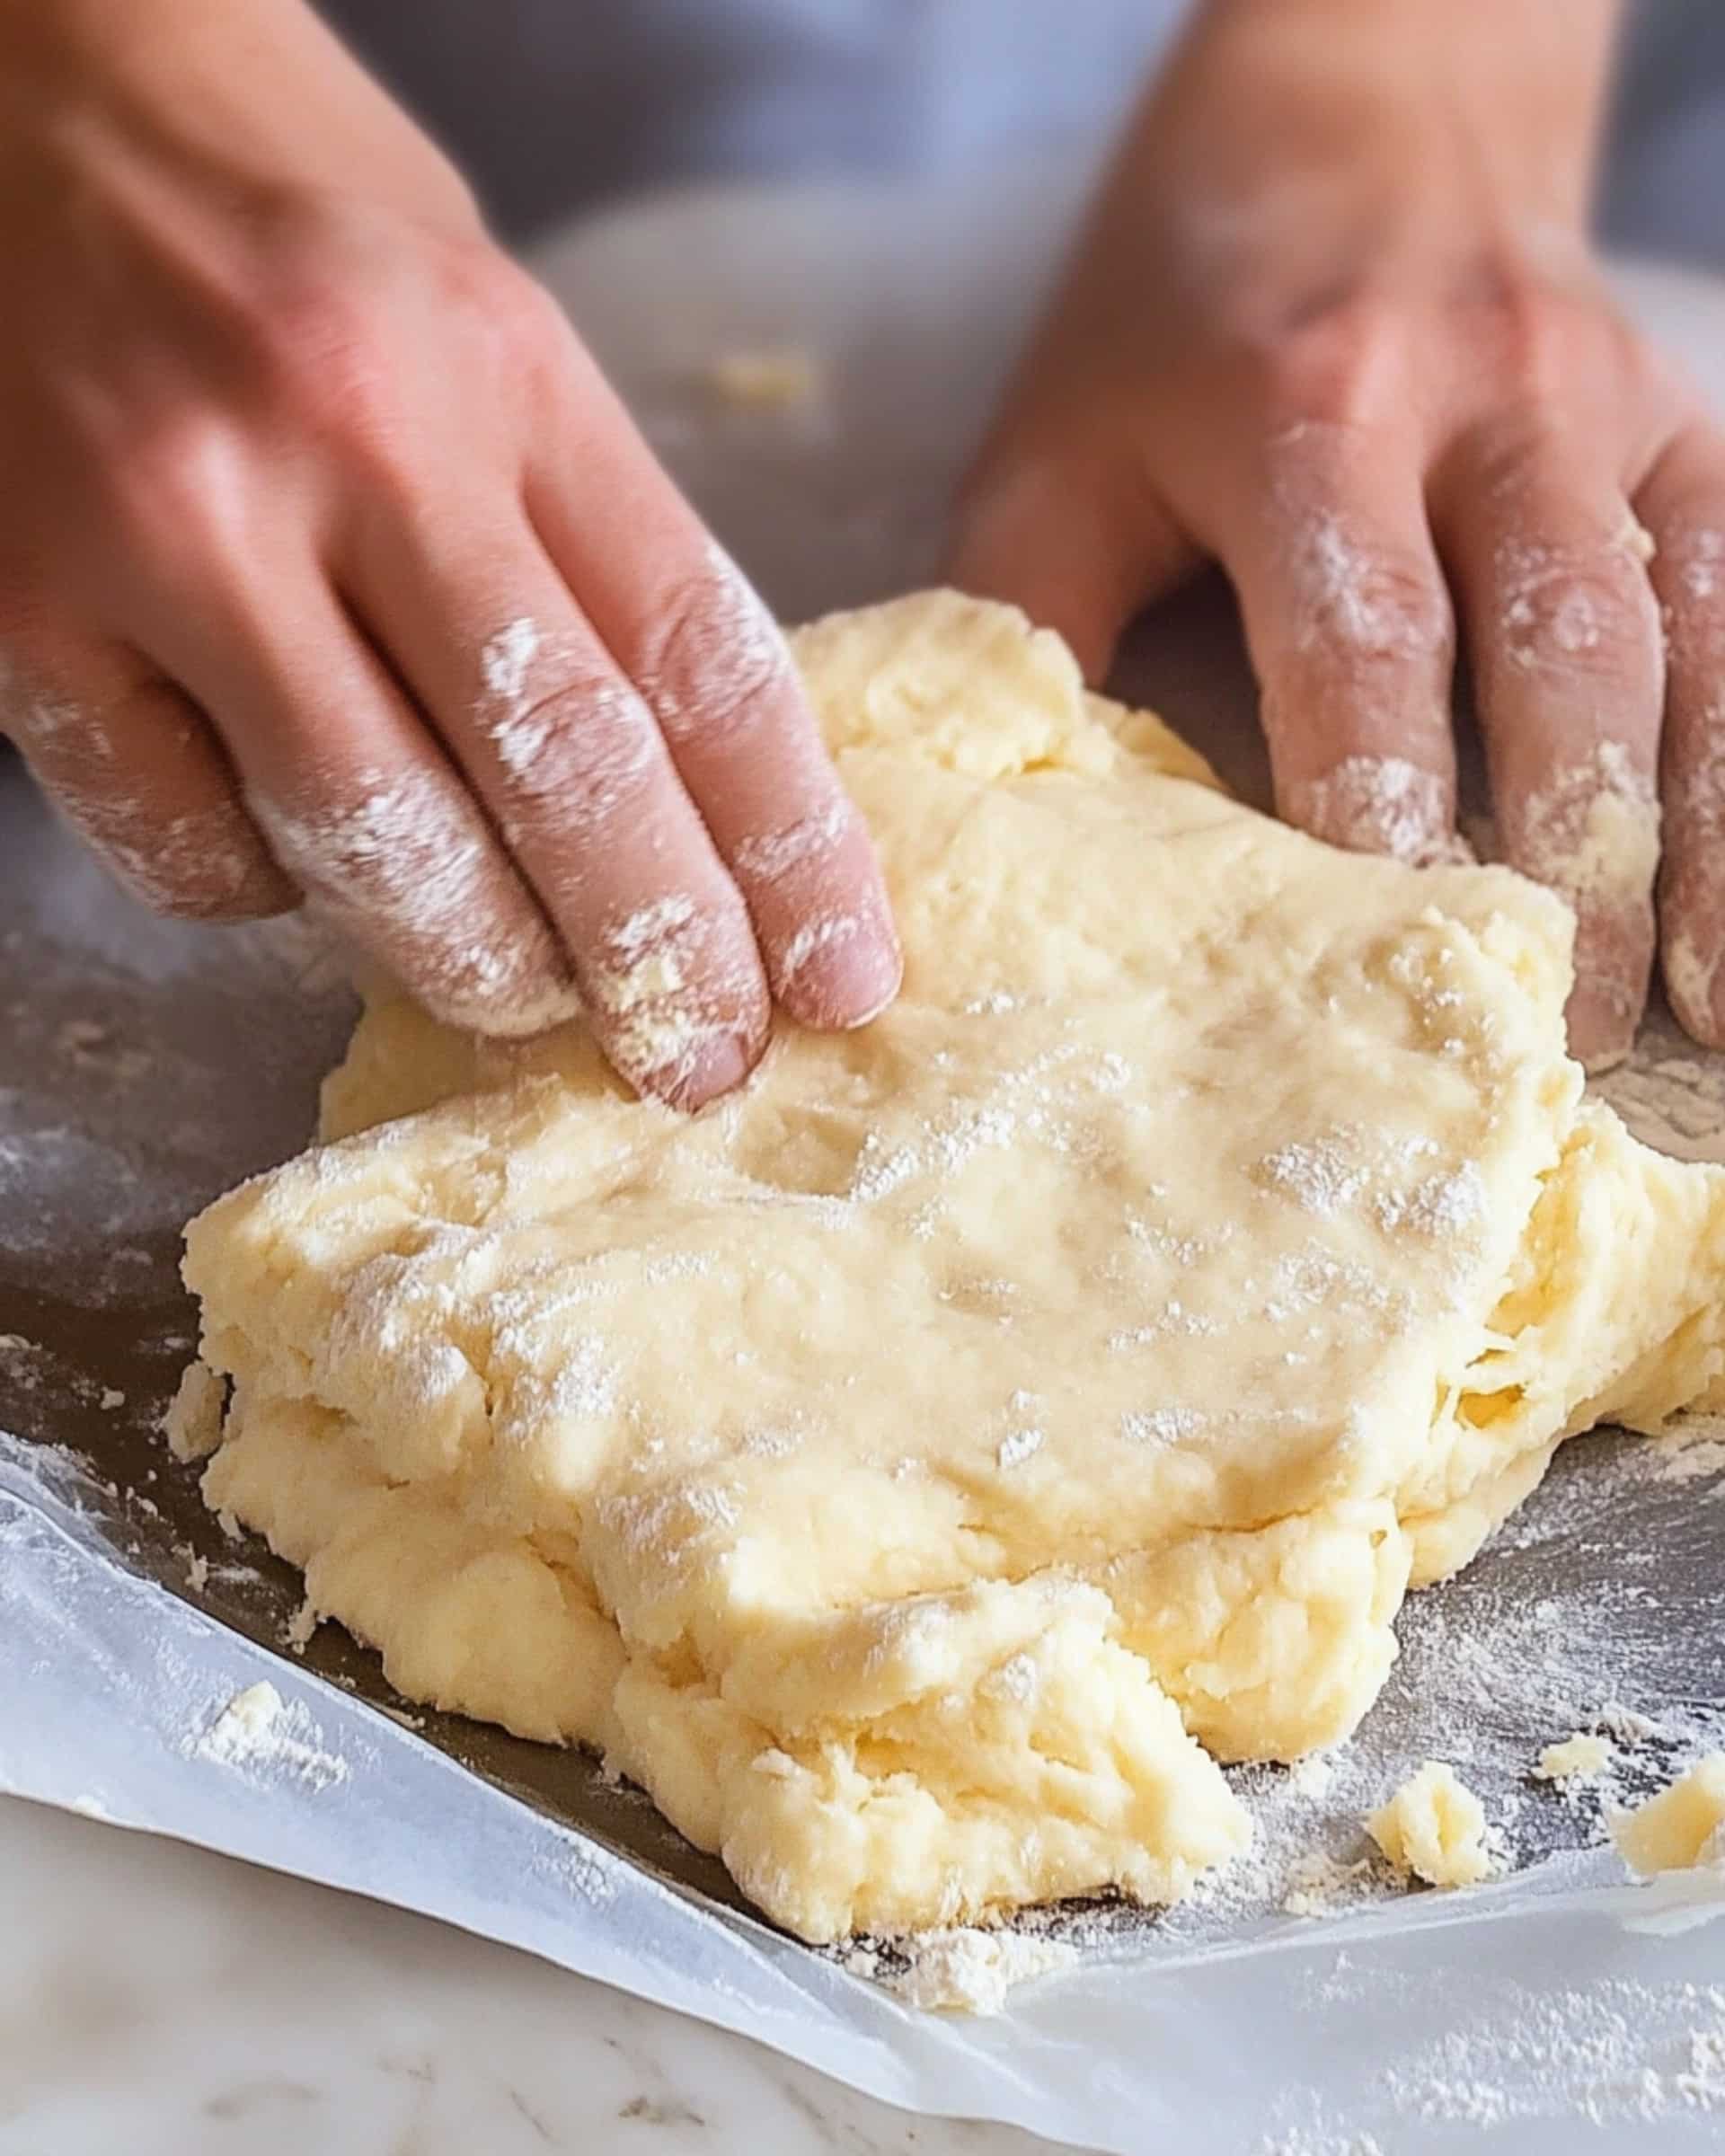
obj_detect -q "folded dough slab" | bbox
[181,591,1725,1943]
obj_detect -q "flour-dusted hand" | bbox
[950,0,1722,1070]
[0,0,898,1105]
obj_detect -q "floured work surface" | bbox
[4,598,1725,2037]
[6,178,1725,2118]
[174,590,1725,1944]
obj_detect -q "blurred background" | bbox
[317,0,1725,266]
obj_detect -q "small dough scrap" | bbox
[703,345,823,411]
[179,591,1725,1943]
[1611,1754,1725,1876]
[1368,1761,1494,1887]
[160,1360,225,1462]
[1535,1732,1614,1783]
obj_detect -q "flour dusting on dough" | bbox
[178,591,1725,1950]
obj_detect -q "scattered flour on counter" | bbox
[1374,1977,1725,2132]
[189,1681,348,1792]
[1281,1852,1375,1919]
[531,1831,621,1907]
[1650,1427,1725,1484]
[836,1925,1078,2015]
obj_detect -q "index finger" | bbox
[525,350,901,1031]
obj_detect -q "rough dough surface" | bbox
[1367,1760,1493,1887]
[181,591,1725,1944]
[1612,1755,1725,1875]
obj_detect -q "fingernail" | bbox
[773,909,903,1029]
[1567,983,1636,1073]
[1661,923,1725,1050]
[1566,901,1654,1073]
[658,1029,754,1111]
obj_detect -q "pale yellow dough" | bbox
[181,591,1725,1944]
[1611,1755,1725,1876]
[1367,1761,1493,1887]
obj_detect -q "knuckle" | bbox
[494,676,663,824]
[636,561,789,747]
[1495,540,1658,676]
[1660,520,1725,642]
[1277,508,1453,674]
[252,283,410,460]
[1254,303,1405,432]
[1477,285,1583,408]
[459,251,568,368]
[100,410,251,558]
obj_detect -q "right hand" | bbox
[0,0,899,1106]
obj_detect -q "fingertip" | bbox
[1661,921,1725,1053]
[768,891,903,1031]
[1279,754,1455,865]
[1566,983,1638,1074]
[1565,905,1655,1072]
[650,1027,757,1112]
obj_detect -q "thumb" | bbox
[944,431,1197,685]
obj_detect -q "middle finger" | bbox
[1431,418,1664,1070]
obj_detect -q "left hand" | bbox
[949,0,1725,1070]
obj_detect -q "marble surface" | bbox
[0,1797,1060,2156]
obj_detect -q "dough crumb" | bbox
[841,1926,1077,2015]
[1367,1761,1494,1887]
[190,1681,348,1791]
[1288,1753,1337,1801]
[1535,1732,1614,1784]
[99,1386,126,1411]
[1611,1754,1725,1876]
[173,1542,211,1594]
[285,1597,320,1651]
[703,344,822,411]
[161,1361,226,1462]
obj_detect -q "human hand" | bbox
[950,0,1722,1069]
[0,0,898,1105]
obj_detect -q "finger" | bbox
[1433,420,1664,1070]
[1211,422,1460,863]
[522,364,900,1029]
[338,500,771,1105]
[945,425,1198,685]
[139,572,580,1042]
[0,637,293,920]
[1638,424,1725,1047]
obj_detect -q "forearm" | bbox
[0,0,473,225]
[1148,0,1625,227]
